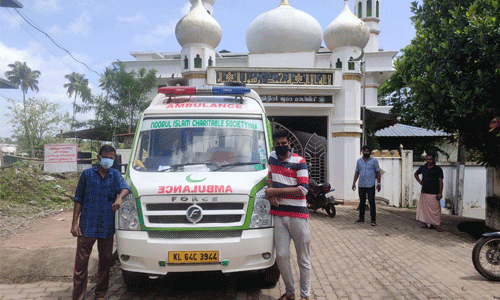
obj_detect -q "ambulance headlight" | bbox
[118,194,140,230]
[250,189,272,228]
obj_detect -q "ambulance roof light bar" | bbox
[158,86,250,96]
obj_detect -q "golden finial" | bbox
[280,0,291,6]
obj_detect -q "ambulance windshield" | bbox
[132,118,268,172]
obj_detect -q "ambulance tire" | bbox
[260,262,280,288]
[122,269,148,288]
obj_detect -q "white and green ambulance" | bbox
[116,85,278,287]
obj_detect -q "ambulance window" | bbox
[133,118,268,172]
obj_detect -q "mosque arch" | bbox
[184,56,188,69]
[194,54,202,68]
[208,56,213,66]
[358,2,362,18]
[376,1,380,18]
[367,0,372,17]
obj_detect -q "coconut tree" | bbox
[5,61,41,157]
[63,72,89,132]
[98,66,114,98]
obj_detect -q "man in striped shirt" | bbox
[265,129,311,300]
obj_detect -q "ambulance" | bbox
[116,85,279,286]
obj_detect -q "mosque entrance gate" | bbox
[271,122,328,184]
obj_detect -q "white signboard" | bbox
[44,144,78,173]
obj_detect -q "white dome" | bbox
[176,0,222,48]
[246,0,323,53]
[324,1,370,51]
[190,0,215,5]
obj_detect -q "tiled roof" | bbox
[375,123,451,137]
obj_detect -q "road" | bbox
[0,204,499,300]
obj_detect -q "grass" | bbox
[0,166,80,217]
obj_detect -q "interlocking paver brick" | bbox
[2,205,499,300]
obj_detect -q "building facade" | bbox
[122,0,397,201]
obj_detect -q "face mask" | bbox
[275,146,290,156]
[100,157,114,169]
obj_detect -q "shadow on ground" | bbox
[119,271,275,300]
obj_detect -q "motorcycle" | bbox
[472,231,500,281]
[306,178,339,217]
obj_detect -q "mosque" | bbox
[122,0,398,201]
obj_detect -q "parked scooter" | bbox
[307,177,338,217]
[472,231,500,281]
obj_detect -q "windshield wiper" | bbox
[212,162,263,171]
[159,162,212,172]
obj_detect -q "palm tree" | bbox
[5,61,41,157]
[64,72,89,132]
[98,66,114,97]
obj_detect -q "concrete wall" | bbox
[377,157,401,207]
[367,150,488,220]
[410,163,487,219]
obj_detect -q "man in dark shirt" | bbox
[414,153,444,232]
[71,145,130,300]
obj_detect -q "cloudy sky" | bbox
[0,0,416,139]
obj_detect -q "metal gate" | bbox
[271,123,327,183]
[304,133,327,184]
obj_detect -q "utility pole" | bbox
[362,61,367,146]
[351,49,366,147]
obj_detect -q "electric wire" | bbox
[5,9,80,76]
[13,7,100,76]
[4,8,101,87]
[0,94,18,102]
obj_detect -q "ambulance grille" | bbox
[148,230,243,239]
[141,195,249,228]
[146,203,244,211]
[149,215,242,224]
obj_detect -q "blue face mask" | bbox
[100,157,114,169]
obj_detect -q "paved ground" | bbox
[1,204,499,300]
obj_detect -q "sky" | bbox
[0,0,417,139]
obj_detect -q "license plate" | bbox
[325,191,335,198]
[168,251,219,264]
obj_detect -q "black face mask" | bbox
[363,153,370,158]
[275,146,290,156]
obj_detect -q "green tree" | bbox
[84,62,157,135]
[63,72,90,131]
[0,137,14,144]
[4,61,41,157]
[380,0,500,167]
[4,98,71,156]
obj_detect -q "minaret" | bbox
[354,0,380,52]
[176,0,221,85]
[324,0,370,201]
[190,0,215,16]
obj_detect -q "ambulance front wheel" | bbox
[260,262,280,287]
[122,269,149,288]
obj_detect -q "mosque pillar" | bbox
[362,73,380,107]
[329,73,363,201]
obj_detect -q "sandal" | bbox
[278,293,295,300]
